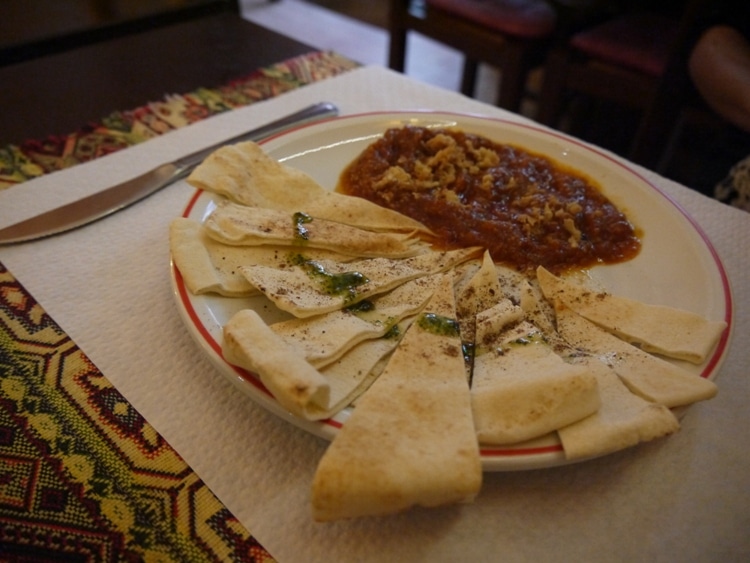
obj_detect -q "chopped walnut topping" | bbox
[339,125,640,273]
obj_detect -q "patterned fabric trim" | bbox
[0,50,360,191]
[0,261,275,562]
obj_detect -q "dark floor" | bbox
[303,0,750,198]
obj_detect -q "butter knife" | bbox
[0,101,339,245]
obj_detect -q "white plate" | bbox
[170,112,733,471]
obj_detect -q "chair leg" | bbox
[537,48,570,126]
[461,59,479,97]
[496,45,530,112]
[629,70,692,170]
[388,0,409,72]
[388,27,408,72]
[629,102,684,171]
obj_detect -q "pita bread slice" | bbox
[241,247,481,318]
[554,302,717,408]
[494,264,530,303]
[318,316,416,417]
[471,304,600,445]
[270,275,440,368]
[518,280,557,336]
[187,140,432,234]
[557,357,680,460]
[169,218,354,296]
[170,217,252,296]
[311,274,482,521]
[222,309,330,420]
[537,266,727,364]
[473,299,525,344]
[204,202,425,258]
[455,250,504,346]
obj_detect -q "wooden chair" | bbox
[388,0,558,112]
[537,0,712,170]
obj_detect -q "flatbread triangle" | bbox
[311,274,482,521]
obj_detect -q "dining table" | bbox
[0,9,317,146]
[0,55,749,561]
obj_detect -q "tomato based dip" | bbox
[338,126,641,273]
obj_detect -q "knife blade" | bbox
[0,101,339,245]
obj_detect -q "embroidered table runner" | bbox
[0,50,359,191]
[0,262,274,561]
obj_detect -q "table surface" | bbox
[1,65,748,562]
[0,0,237,57]
[0,11,313,145]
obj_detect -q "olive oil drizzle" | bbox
[462,341,475,366]
[475,330,549,357]
[344,300,403,340]
[293,211,313,242]
[382,324,402,340]
[290,253,370,302]
[346,299,375,313]
[417,312,460,338]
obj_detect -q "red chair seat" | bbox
[426,0,557,39]
[570,12,679,77]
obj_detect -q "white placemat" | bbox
[1,66,749,562]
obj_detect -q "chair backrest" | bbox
[388,0,558,110]
[0,0,239,67]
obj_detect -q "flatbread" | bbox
[187,140,432,234]
[240,247,481,318]
[170,217,253,296]
[471,303,600,445]
[311,274,482,521]
[554,301,718,408]
[169,217,353,296]
[270,275,439,368]
[455,250,504,346]
[222,309,330,420]
[557,357,680,460]
[318,317,414,417]
[537,266,727,364]
[204,202,425,258]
